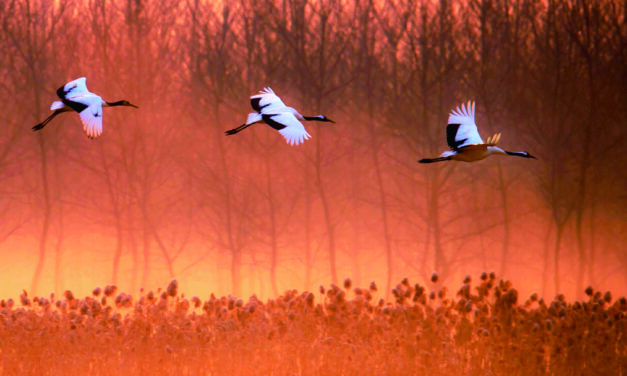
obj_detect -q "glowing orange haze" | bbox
[0,222,624,302]
[0,0,625,305]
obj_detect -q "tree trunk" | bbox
[144,210,175,278]
[129,215,139,292]
[349,143,362,288]
[428,168,446,278]
[265,155,279,297]
[587,196,597,288]
[315,125,337,285]
[54,208,64,294]
[497,163,511,277]
[31,134,51,296]
[231,247,242,297]
[575,210,587,298]
[214,102,242,297]
[30,74,51,295]
[542,216,553,298]
[371,128,393,300]
[100,143,125,285]
[111,215,123,285]
[553,224,564,296]
[304,159,312,291]
[141,222,151,288]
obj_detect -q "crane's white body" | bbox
[441,145,507,162]
[53,77,106,138]
[245,87,312,145]
[419,101,535,163]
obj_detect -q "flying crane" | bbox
[226,87,334,145]
[419,101,536,163]
[32,77,137,139]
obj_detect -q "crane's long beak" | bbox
[129,103,139,109]
[327,118,336,123]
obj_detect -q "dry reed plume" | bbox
[0,276,625,375]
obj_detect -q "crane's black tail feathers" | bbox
[418,156,452,163]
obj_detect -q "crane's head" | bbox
[320,115,335,123]
[119,100,138,108]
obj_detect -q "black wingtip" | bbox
[225,129,237,136]
[32,124,44,132]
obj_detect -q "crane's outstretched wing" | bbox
[57,77,89,100]
[263,112,311,145]
[446,101,483,150]
[250,87,287,113]
[76,95,104,138]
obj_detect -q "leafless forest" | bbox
[0,0,626,303]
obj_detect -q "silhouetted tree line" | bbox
[0,0,625,299]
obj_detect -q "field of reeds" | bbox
[0,274,624,375]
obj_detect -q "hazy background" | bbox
[0,0,625,301]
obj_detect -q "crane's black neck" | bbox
[106,100,128,107]
[303,115,325,121]
[505,151,535,159]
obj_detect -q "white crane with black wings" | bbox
[226,87,334,146]
[32,77,137,139]
[419,101,536,163]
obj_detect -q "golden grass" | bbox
[0,274,625,375]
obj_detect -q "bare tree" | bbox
[185,1,258,296]
[460,0,536,277]
[1,0,75,295]
[262,0,357,284]
[385,0,463,284]
[350,0,401,298]
[560,0,621,298]
[521,0,582,297]
[0,16,27,247]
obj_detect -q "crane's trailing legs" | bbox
[225,123,254,135]
[418,156,452,163]
[32,109,70,132]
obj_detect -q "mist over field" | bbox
[1,0,626,374]
[0,0,625,305]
